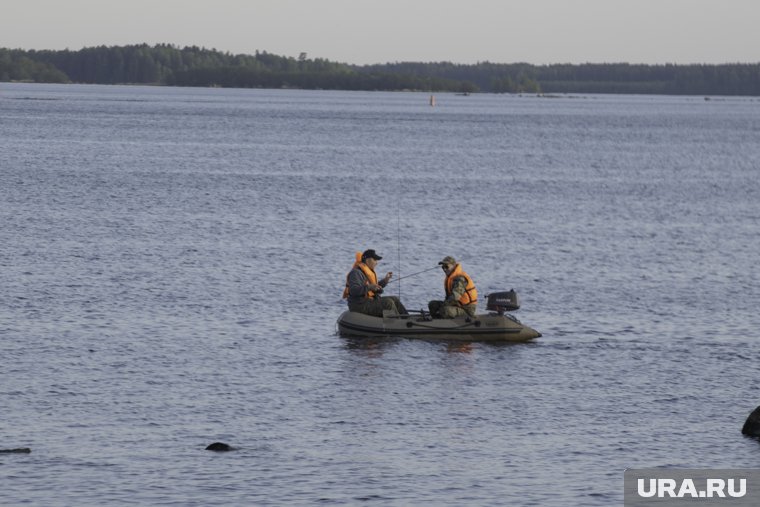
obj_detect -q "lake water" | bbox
[1,83,759,506]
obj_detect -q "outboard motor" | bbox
[485,290,520,315]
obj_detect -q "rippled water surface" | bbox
[2,84,760,505]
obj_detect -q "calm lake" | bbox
[1,83,759,506]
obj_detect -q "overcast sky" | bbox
[3,0,758,65]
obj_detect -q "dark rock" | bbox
[741,406,760,437]
[0,448,31,454]
[205,442,235,452]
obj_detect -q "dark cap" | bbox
[362,249,383,261]
[438,256,456,266]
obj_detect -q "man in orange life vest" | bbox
[345,249,408,317]
[428,256,478,318]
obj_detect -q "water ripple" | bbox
[1,85,759,506]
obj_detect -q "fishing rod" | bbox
[386,265,440,284]
[397,181,402,301]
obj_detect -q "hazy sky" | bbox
[3,0,759,65]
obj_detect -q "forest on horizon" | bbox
[2,43,760,96]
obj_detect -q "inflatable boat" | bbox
[337,291,541,343]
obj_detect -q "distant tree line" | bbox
[0,44,474,92]
[361,61,760,96]
[0,49,69,83]
[2,44,760,96]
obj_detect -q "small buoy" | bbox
[0,448,31,454]
[205,442,234,452]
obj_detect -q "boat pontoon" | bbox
[337,290,540,342]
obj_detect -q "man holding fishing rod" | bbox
[344,249,408,317]
[428,256,478,318]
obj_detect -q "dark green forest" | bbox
[2,44,759,96]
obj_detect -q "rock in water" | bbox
[741,406,760,437]
[205,442,234,452]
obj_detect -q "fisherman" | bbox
[344,249,408,317]
[428,256,478,318]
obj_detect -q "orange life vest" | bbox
[445,264,478,306]
[356,262,379,299]
[342,253,378,299]
[342,252,362,299]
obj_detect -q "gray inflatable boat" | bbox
[337,291,541,342]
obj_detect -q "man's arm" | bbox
[348,269,370,298]
[447,276,468,303]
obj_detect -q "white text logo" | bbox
[637,478,746,499]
